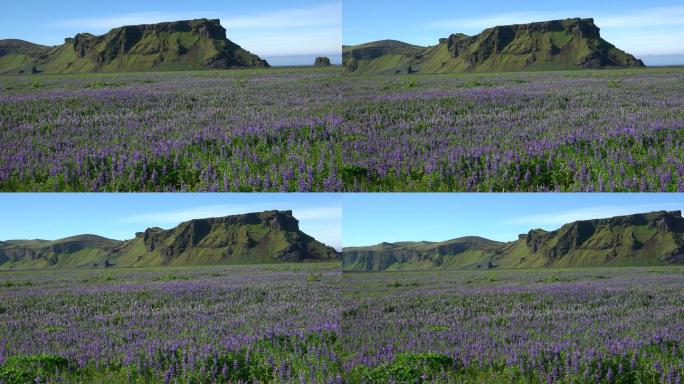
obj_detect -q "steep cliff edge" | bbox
[343,211,684,271]
[0,211,338,270]
[343,18,644,74]
[0,19,268,74]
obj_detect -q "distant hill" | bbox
[0,39,50,74]
[343,237,503,271]
[0,18,268,74]
[343,18,644,74]
[0,210,339,270]
[343,211,684,271]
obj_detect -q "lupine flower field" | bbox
[1,67,683,191]
[341,267,684,383]
[0,263,343,383]
[2,265,684,383]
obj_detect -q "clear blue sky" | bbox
[0,194,342,250]
[342,194,684,247]
[0,0,341,66]
[344,0,684,65]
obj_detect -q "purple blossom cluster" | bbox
[1,68,682,191]
[0,69,346,192]
[338,70,684,191]
[340,268,684,382]
[2,265,684,382]
[0,265,342,383]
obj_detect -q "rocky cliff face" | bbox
[127,210,338,266]
[314,56,332,66]
[446,18,643,69]
[343,211,684,271]
[343,237,503,271]
[0,236,122,268]
[344,18,644,74]
[1,19,268,74]
[504,211,684,267]
[0,211,338,270]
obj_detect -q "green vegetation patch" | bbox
[0,354,72,384]
[350,353,455,383]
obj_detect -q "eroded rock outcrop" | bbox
[343,18,644,74]
[314,56,332,66]
[1,19,268,74]
[343,211,684,271]
[1,211,339,270]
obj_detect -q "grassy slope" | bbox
[0,237,120,270]
[0,54,35,74]
[345,29,636,75]
[504,223,680,269]
[0,209,339,271]
[38,31,224,74]
[343,238,504,272]
[345,221,683,272]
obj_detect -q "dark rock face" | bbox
[0,246,36,263]
[446,18,643,69]
[314,57,332,66]
[344,211,684,271]
[512,211,684,266]
[521,211,684,257]
[135,210,338,265]
[0,211,338,269]
[343,237,503,271]
[344,18,644,74]
[34,18,268,73]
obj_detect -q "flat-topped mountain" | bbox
[0,18,268,74]
[343,211,684,271]
[0,210,339,270]
[343,18,644,74]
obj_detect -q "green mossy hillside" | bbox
[343,211,684,271]
[343,18,644,75]
[0,211,339,270]
[0,19,268,74]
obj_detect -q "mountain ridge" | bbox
[0,210,339,270]
[343,211,684,271]
[0,18,268,74]
[343,18,644,74]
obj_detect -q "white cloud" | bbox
[121,203,340,224]
[233,29,342,56]
[302,225,342,251]
[426,11,575,31]
[51,3,341,57]
[54,11,207,30]
[220,4,341,29]
[295,206,342,221]
[597,6,684,29]
[54,4,340,31]
[605,31,684,56]
[120,203,274,224]
[504,203,684,228]
[426,6,684,32]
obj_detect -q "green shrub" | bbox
[340,165,369,184]
[306,272,323,282]
[0,354,71,384]
[351,353,454,383]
